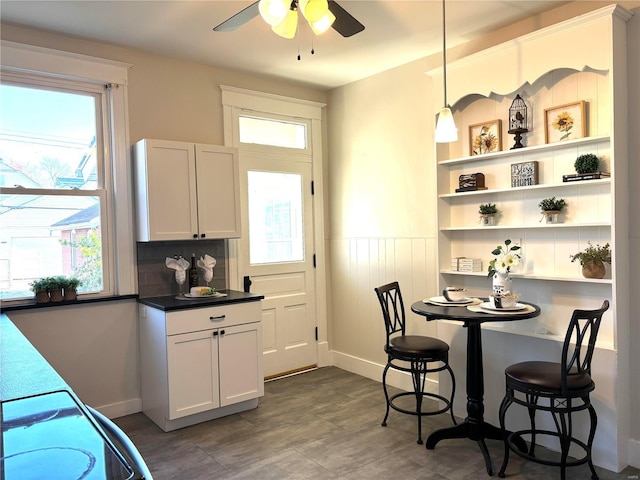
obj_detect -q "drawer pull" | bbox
[210,315,226,321]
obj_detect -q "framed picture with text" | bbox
[469,119,502,156]
[511,161,539,187]
[544,101,586,143]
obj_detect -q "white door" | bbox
[238,154,317,378]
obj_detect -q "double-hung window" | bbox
[0,42,134,302]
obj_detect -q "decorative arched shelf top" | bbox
[426,4,632,108]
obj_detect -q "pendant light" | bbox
[434,0,458,143]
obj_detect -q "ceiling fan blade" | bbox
[213,1,260,32]
[328,1,365,37]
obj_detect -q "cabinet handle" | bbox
[192,233,198,239]
[210,315,226,321]
[220,330,225,336]
[212,331,218,337]
[200,233,206,238]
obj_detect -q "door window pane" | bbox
[239,116,306,150]
[248,171,304,264]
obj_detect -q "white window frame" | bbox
[0,40,136,298]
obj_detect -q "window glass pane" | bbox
[0,84,98,189]
[239,116,306,150]
[0,194,104,299]
[0,80,104,301]
[248,171,304,264]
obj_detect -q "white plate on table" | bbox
[479,301,527,311]
[426,296,476,306]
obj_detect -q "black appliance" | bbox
[1,390,152,479]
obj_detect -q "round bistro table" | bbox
[411,299,541,476]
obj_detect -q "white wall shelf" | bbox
[440,178,610,198]
[441,222,610,231]
[438,135,610,167]
[440,270,612,284]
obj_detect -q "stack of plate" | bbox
[478,301,527,312]
[426,296,475,307]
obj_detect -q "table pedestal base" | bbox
[426,419,527,476]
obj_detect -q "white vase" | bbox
[492,272,513,295]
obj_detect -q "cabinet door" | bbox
[134,139,198,241]
[195,144,241,239]
[218,322,264,407]
[167,329,220,419]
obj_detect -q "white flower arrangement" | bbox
[487,239,521,277]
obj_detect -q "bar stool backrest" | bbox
[375,281,407,347]
[561,300,609,395]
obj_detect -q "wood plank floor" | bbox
[115,367,639,479]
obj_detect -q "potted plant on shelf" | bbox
[29,277,53,304]
[574,153,600,174]
[570,241,611,279]
[538,196,567,224]
[61,276,82,301]
[478,203,498,226]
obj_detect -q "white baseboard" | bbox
[93,397,142,420]
[629,438,640,469]
[330,350,440,394]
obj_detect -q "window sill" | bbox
[0,294,138,313]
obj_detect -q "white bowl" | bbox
[443,287,466,302]
[489,294,518,309]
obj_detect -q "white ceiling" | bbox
[0,0,573,90]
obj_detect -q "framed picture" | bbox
[544,101,586,143]
[469,120,502,156]
[511,161,539,187]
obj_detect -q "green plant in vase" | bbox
[478,203,498,226]
[570,242,611,279]
[29,277,53,303]
[61,276,82,301]
[538,196,567,224]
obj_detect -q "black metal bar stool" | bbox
[374,281,456,444]
[498,300,609,479]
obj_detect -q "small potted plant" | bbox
[574,153,600,174]
[29,277,53,304]
[48,276,66,302]
[478,203,498,226]
[538,196,567,224]
[62,276,82,301]
[570,241,611,279]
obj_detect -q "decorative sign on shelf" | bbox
[511,161,539,187]
[456,173,487,193]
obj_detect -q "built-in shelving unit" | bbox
[427,5,631,471]
[428,5,631,353]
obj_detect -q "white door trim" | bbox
[220,86,330,369]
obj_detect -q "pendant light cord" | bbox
[442,0,448,107]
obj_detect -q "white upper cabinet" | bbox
[134,139,241,241]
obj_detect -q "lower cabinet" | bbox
[139,300,263,432]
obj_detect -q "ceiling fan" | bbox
[213,0,365,38]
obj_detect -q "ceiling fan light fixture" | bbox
[272,8,298,39]
[301,0,329,23]
[309,10,335,35]
[435,106,458,143]
[259,0,289,26]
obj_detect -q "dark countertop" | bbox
[138,289,264,311]
[1,313,68,402]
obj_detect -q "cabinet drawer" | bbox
[166,301,261,335]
